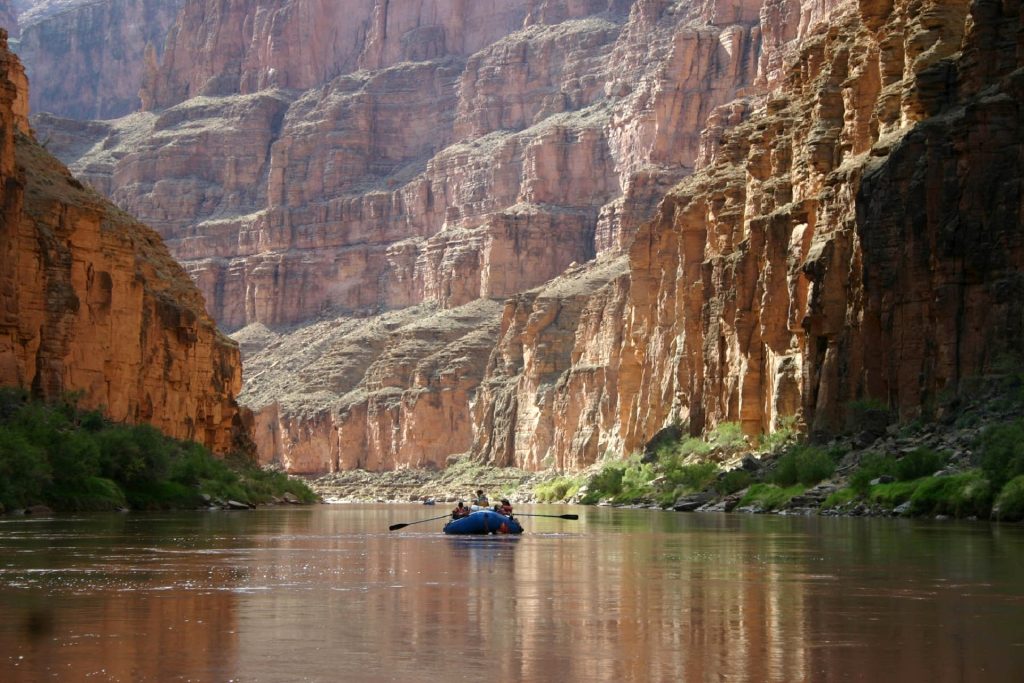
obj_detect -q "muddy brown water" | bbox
[1,505,1023,682]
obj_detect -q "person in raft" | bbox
[473,489,489,507]
[498,499,513,517]
[451,501,470,519]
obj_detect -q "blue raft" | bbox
[443,510,523,535]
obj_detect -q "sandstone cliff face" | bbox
[33,0,765,471]
[11,0,185,119]
[471,0,1024,468]
[44,0,758,332]
[36,0,1024,473]
[0,31,242,452]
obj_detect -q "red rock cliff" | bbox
[12,0,185,119]
[0,30,243,452]
[472,0,1024,468]
[33,0,1024,472]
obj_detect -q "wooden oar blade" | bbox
[560,514,579,520]
[388,523,408,531]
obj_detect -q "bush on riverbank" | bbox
[979,419,1024,489]
[739,484,805,511]
[0,389,317,512]
[535,476,582,503]
[993,476,1024,521]
[909,471,993,518]
[849,448,946,495]
[770,445,835,487]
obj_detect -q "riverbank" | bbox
[311,457,551,504]
[0,389,318,514]
[309,377,1024,522]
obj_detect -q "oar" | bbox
[388,514,451,531]
[513,513,579,520]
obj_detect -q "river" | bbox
[1,505,1023,682]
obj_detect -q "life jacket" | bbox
[452,506,469,519]
[499,504,513,516]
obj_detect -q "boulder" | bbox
[672,492,715,512]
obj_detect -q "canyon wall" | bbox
[32,0,1024,472]
[12,0,185,119]
[471,0,1024,468]
[0,30,243,452]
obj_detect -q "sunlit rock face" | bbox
[0,31,243,453]
[472,0,1024,468]
[30,0,1024,472]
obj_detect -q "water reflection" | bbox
[1,508,1023,682]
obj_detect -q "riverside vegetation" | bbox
[531,370,1024,523]
[0,389,317,514]
[308,375,1024,524]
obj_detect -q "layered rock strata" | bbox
[0,31,242,452]
[11,0,186,119]
[236,300,503,473]
[41,0,760,331]
[33,0,766,470]
[471,0,1024,467]
[36,0,1024,473]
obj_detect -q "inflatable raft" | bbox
[443,509,523,535]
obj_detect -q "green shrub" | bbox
[97,424,172,487]
[0,394,317,511]
[710,422,746,451]
[666,462,719,491]
[868,480,921,507]
[979,420,1024,489]
[850,453,897,494]
[580,456,656,504]
[910,471,993,518]
[171,442,238,487]
[993,475,1024,522]
[760,417,797,452]
[823,487,858,508]
[535,476,581,503]
[50,430,101,488]
[714,469,752,495]
[0,387,29,421]
[48,476,126,511]
[241,467,318,504]
[0,426,51,509]
[619,459,656,502]
[677,437,712,458]
[772,445,835,487]
[581,461,627,503]
[894,448,946,481]
[126,480,202,510]
[738,483,804,510]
